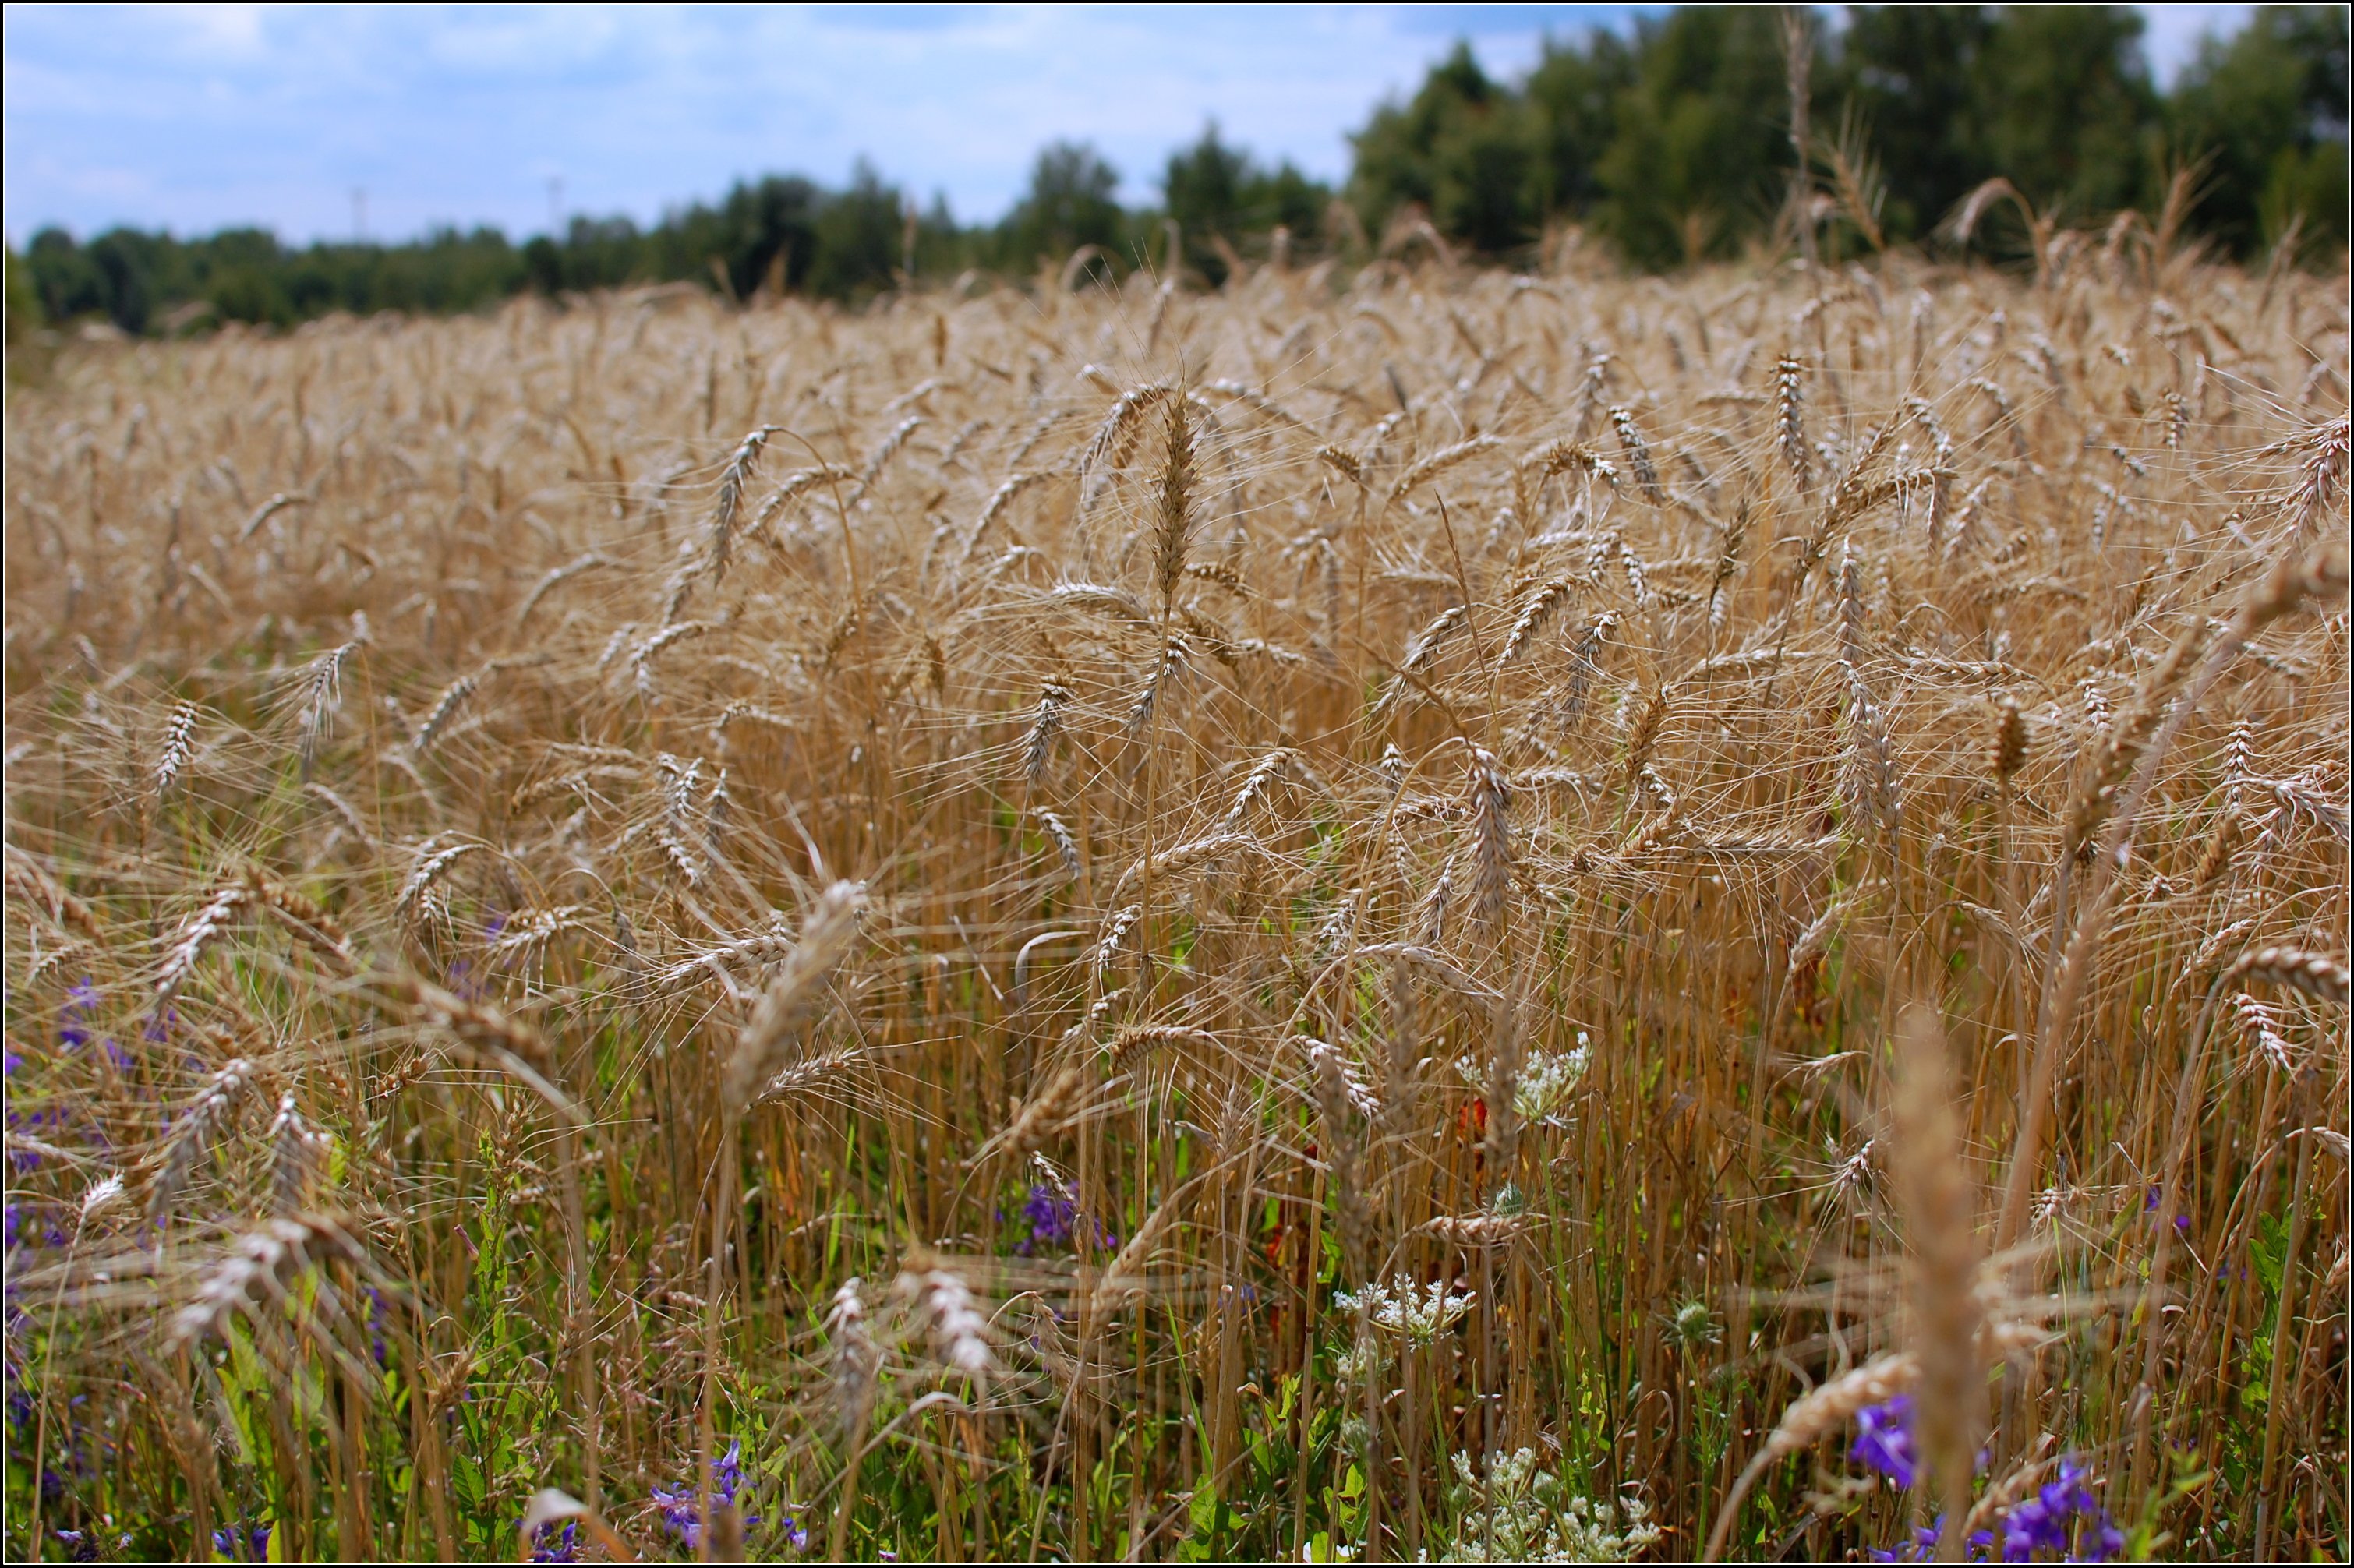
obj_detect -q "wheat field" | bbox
[2,247,2347,1563]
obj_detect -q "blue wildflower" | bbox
[365,1285,391,1366]
[2145,1185,2193,1237]
[2000,1457,2122,1563]
[1851,1394,1921,1489]
[525,1519,580,1563]
[1867,1516,1995,1562]
[1016,1183,1075,1255]
[212,1522,272,1562]
[652,1439,763,1550]
[649,1477,698,1545]
[1013,1181,1113,1255]
[60,978,98,1051]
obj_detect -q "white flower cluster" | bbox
[1428,1448,1661,1563]
[1334,1336,1384,1385]
[1454,1032,1591,1125]
[1334,1277,1476,1344]
[1511,1036,1591,1123]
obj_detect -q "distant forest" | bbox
[8,4,2347,337]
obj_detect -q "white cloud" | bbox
[0,3,2260,246]
[144,2,270,60]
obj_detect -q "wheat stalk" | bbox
[169,1213,369,1347]
[722,881,870,1106]
[1706,1354,1920,1560]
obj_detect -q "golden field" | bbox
[2,249,2347,1562]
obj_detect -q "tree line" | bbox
[7,4,2345,338]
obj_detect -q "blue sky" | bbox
[2,3,2254,246]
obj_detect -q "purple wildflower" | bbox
[2000,1457,2123,1563]
[652,1439,764,1550]
[649,1478,699,1546]
[526,1519,581,1563]
[447,957,482,1001]
[1868,1517,1995,1562]
[59,978,97,1051]
[1016,1183,1075,1255]
[2145,1185,2193,1237]
[1851,1394,1921,1489]
[365,1285,391,1365]
[212,1523,272,1562]
[6,1099,49,1173]
[1,1202,65,1251]
[1013,1181,1114,1255]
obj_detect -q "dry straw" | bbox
[722,881,870,1105]
[4,224,2345,1564]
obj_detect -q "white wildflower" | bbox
[1334,1277,1475,1344]
[1511,1036,1591,1123]
[1455,1031,1589,1124]
[1432,1448,1662,1563]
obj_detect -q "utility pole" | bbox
[549,176,564,240]
[352,187,367,243]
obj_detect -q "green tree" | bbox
[1349,43,1540,255]
[196,228,292,324]
[1967,5,2158,223]
[1523,26,1636,222]
[1592,6,1796,268]
[560,216,649,291]
[1253,161,1331,244]
[1834,5,1995,241]
[3,245,43,348]
[808,161,907,299]
[10,2,2351,340]
[25,228,107,324]
[651,175,821,298]
[26,227,168,333]
[1163,122,1331,283]
[523,235,562,295]
[2168,4,2351,256]
[907,193,973,280]
[1165,122,1250,281]
[207,266,289,326]
[999,141,1128,276]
